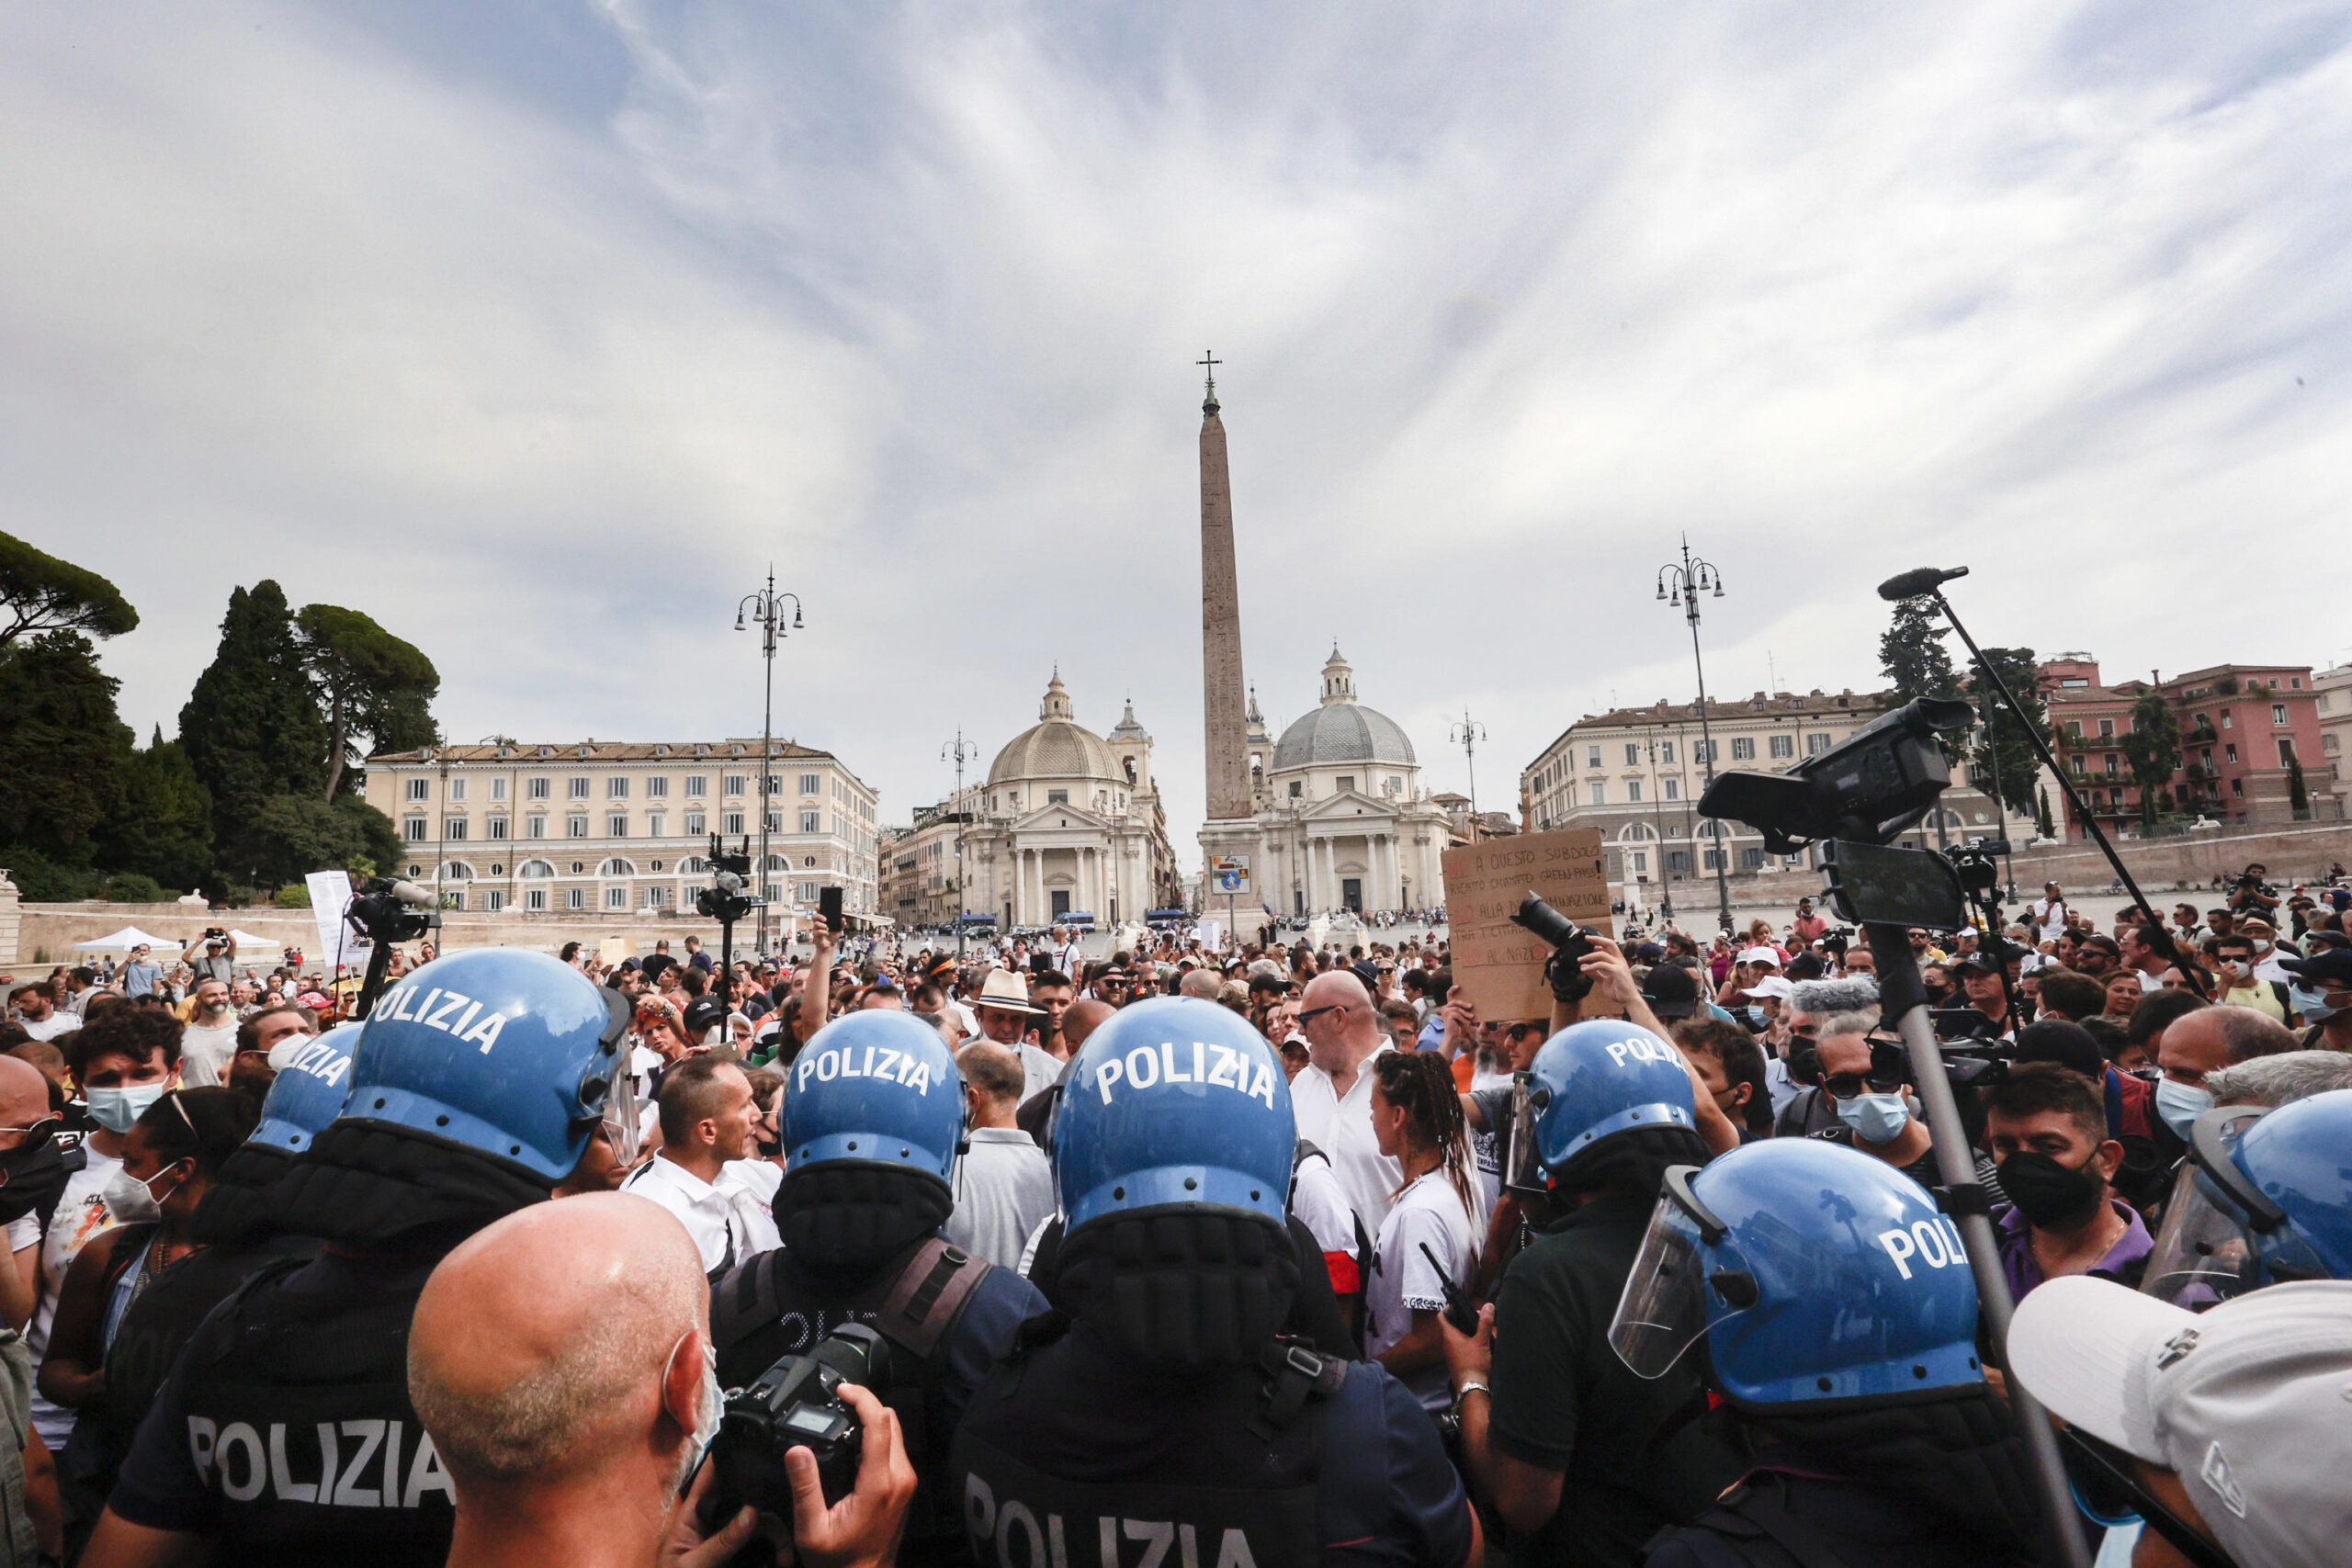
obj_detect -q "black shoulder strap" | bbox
[185,1251,311,1369]
[712,1250,785,1353]
[1247,1337,1348,1440]
[871,1236,991,1362]
[1695,1475,1860,1568]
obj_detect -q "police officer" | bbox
[1617,1138,2045,1566]
[2141,1087,2352,1308]
[85,949,627,1568]
[182,1022,358,1248]
[709,1008,1045,1566]
[1441,1018,1740,1567]
[950,997,1479,1567]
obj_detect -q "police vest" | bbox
[949,1325,1344,1568]
[170,1254,457,1568]
[713,1237,994,1563]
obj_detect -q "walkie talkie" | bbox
[1418,1242,1481,1336]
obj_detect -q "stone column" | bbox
[0,871,17,966]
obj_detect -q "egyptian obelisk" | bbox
[1197,355,1251,824]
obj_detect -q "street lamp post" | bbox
[735,570,803,958]
[1658,539,1733,935]
[1645,734,1675,921]
[1449,712,1487,841]
[943,730,976,963]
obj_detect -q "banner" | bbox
[1440,829,1615,1024]
[305,871,368,976]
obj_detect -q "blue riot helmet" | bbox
[1609,1139,1984,1406]
[340,949,626,1181]
[1051,998,1297,1365]
[1505,1018,1699,1197]
[254,1023,360,1152]
[775,1010,965,1269]
[2142,1090,2352,1309]
[1053,996,1295,1234]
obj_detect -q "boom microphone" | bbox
[388,879,439,908]
[1877,566,1970,602]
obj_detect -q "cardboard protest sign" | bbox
[1441,828,1615,1024]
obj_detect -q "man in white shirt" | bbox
[944,1043,1055,1269]
[177,978,243,1088]
[969,968,1061,1103]
[10,986,71,1044]
[2030,882,2070,944]
[619,1055,779,1278]
[1287,970,1401,1232]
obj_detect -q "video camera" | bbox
[695,835,760,924]
[703,1325,886,1531]
[345,879,440,947]
[1510,892,1597,1005]
[1698,696,1977,855]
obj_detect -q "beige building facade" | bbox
[363,739,879,922]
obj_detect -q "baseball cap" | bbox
[1737,976,1794,1002]
[1736,946,1781,968]
[2279,948,2352,988]
[1639,964,1700,1019]
[2009,1277,2352,1568]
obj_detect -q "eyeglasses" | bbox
[1823,1070,1905,1100]
[1295,1003,1345,1025]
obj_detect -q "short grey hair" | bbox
[1791,977,1880,1020]
[2205,1051,2352,1110]
[1816,1010,1878,1044]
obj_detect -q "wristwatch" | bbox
[1453,1379,1489,1407]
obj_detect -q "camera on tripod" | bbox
[1510,892,1597,1005]
[345,878,440,947]
[704,1325,886,1529]
[695,835,761,924]
[1943,838,2007,897]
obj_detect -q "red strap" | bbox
[1325,1251,1361,1296]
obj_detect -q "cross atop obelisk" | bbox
[1198,354,1250,823]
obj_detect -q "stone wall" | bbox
[2002,820,2352,892]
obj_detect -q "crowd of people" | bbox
[0,864,2338,1566]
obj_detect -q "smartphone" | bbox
[819,886,844,934]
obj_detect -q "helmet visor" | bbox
[1502,1074,1545,1197]
[1608,1171,1746,1379]
[600,1077,643,1168]
[2140,1106,2267,1309]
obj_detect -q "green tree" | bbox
[236,794,403,887]
[99,727,213,891]
[179,582,331,885]
[2289,754,2310,816]
[1962,647,2049,822]
[295,604,441,798]
[1878,600,1960,705]
[0,631,135,867]
[2036,785,2054,839]
[2118,688,2182,829]
[0,531,138,649]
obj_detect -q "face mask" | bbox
[1837,1090,1911,1145]
[99,1162,183,1225]
[2154,1077,2212,1141]
[85,1083,166,1135]
[2290,985,2337,1023]
[1997,1149,2107,1230]
[1746,1006,1769,1028]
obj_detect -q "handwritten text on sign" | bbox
[1441,829,1614,1023]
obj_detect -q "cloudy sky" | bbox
[6,2,2348,861]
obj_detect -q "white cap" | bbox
[1736,946,1782,968]
[2009,1277,2352,1568]
[1736,976,1795,1001]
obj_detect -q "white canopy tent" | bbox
[224,930,287,961]
[71,926,181,953]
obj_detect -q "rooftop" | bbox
[368,738,842,766]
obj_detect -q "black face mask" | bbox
[1996,1149,2107,1230]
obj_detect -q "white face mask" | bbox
[99,1162,184,1225]
[2154,1077,2212,1141]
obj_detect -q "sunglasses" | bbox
[1823,1070,1906,1100]
[1295,1003,1345,1025]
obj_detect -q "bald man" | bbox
[1291,971,1403,1231]
[410,1193,914,1568]
[0,1055,59,1333]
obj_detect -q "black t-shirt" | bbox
[1806,1125,1940,1190]
[1487,1193,1743,1567]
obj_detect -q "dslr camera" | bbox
[704,1325,887,1528]
[1510,892,1597,1005]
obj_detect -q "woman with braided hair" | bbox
[1365,1048,1483,1412]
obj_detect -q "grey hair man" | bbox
[1771,976,1881,1136]
[2203,1050,2352,1111]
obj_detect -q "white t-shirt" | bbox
[1287,1047,1404,1235]
[1365,1171,1479,1412]
[28,1145,124,1445]
[1288,1149,1363,1292]
[2030,898,2069,941]
[17,1015,73,1043]
[179,1021,243,1088]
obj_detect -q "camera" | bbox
[1510,892,1596,1005]
[695,835,760,924]
[704,1325,887,1528]
[345,880,439,947]
[1699,696,1977,853]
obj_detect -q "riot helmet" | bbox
[1610,1138,1983,1407]
[775,1010,964,1271]
[2142,1090,2352,1309]
[1505,1018,1701,1201]
[189,1022,359,1246]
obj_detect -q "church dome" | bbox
[989,674,1126,786]
[1270,649,1417,770]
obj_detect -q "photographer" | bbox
[1806,1015,1939,1189]
[411,1193,915,1568]
[178,931,234,989]
[2228,862,2280,918]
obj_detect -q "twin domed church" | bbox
[957,646,1449,930]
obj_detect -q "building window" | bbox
[685,811,707,835]
[607,776,628,798]
[487,817,508,840]
[2231,778,2244,797]
[2065,719,2083,739]
[1658,740,1676,763]
[724,812,745,835]
[1731,738,1756,761]
[722,775,745,796]
[403,818,427,842]
[1741,848,1766,869]
[569,777,590,799]
[643,886,666,908]
[1806,733,1829,755]
[1623,743,1640,765]
[445,818,468,841]
[568,815,588,838]
[763,812,781,832]
[1627,780,1643,802]
[799,810,820,832]
[607,814,629,837]
[799,882,820,902]
[447,778,467,802]
[641,776,666,799]
[484,889,505,912]
[646,814,664,838]
[2220,710,2233,729]
[528,777,550,799]
[1589,782,1606,806]
[2326,734,2341,754]
[1047,789,1070,806]
[2098,719,2115,739]
[490,777,508,801]
[1663,778,1679,801]
[1702,849,1724,870]
[2273,704,2290,726]
[525,888,547,911]
[1287,782,1303,799]
[1586,746,1602,769]
[2279,739,2297,766]
[605,886,628,909]
[566,888,586,910]
[685,775,707,797]
[1769,734,1792,759]
[800,773,821,794]
[2104,754,2118,774]
[1694,739,1716,764]
[1630,852,1647,873]
[406,778,430,802]
[526,816,547,839]
[1667,850,1690,873]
